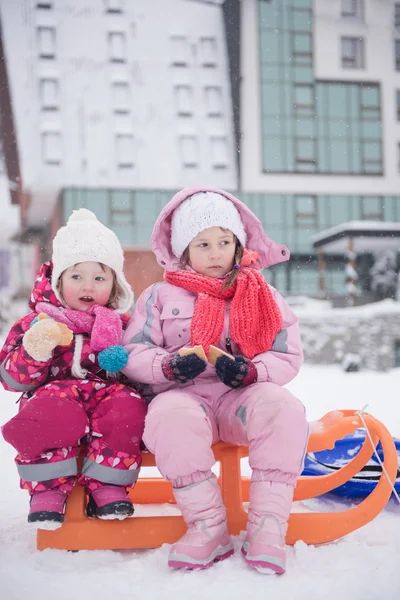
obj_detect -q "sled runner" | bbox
[36,409,398,551]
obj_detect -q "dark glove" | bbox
[215,355,258,388]
[162,352,207,383]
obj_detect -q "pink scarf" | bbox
[35,302,122,351]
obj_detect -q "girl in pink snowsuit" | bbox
[122,188,308,575]
[0,209,147,526]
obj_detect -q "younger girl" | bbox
[122,188,308,575]
[0,209,147,526]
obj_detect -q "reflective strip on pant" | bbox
[17,457,78,482]
[81,457,140,486]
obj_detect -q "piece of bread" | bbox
[178,345,207,362]
[208,345,234,366]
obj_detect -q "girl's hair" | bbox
[180,229,244,289]
[221,240,243,289]
[57,263,119,308]
[107,273,119,307]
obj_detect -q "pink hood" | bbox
[151,186,290,271]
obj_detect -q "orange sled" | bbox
[37,410,398,551]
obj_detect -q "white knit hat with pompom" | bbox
[51,208,133,313]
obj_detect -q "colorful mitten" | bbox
[162,352,207,383]
[215,355,258,388]
[23,315,73,362]
[37,314,73,346]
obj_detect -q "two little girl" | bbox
[1,189,307,576]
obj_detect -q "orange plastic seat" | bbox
[36,410,398,551]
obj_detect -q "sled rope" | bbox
[357,405,400,504]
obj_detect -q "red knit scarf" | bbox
[164,250,283,359]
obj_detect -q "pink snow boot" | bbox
[242,480,294,575]
[28,489,67,528]
[86,484,134,520]
[168,475,234,570]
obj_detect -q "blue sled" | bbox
[302,428,400,498]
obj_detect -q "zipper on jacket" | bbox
[225,337,233,354]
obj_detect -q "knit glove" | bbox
[215,355,258,388]
[162,352,207,383]
[22,315,73,362]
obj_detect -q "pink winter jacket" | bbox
[0,261,130,395]
[122,186,303,397]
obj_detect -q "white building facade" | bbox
[241,0,400,195]
[1,0,400,299]
[0,0,237,226]
[238,0,400,298]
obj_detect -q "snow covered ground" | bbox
[1,363,400,599]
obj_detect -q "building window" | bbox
[39,78,59,111]
[199,37,217,67]
[341,37,364,69]
[105,0,123,13]
[111,82,130,114]
[341,0,363,19]
[295,196,318,228]
[204,86,223,117]
[360,85,380,121]
[174,85,193,117]
[294,83,315,118]
[361,140,382,173]
[179,135,199,168]
[294,137,317,171]
[395,40,400,70]
[36,2,52,8]
[396,91,400,120]
[115,134,134,168]
[108,32,126,63]
[395,3,400,28]
[170,36,190,67]
[42,132,62,165]
[210,136,229,169]
[37,26,56,59]
[360,196,384,220]
[292,32,312,66]
[110,191,134,226]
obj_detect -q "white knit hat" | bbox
[170,191,246,258]
[51,209,134,313]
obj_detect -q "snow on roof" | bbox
[312,221,400,253]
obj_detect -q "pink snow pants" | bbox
[143,380,309,488]
[2,379,147,494]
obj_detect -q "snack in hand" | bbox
[208,345,234,366]
[178,345,208,363]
